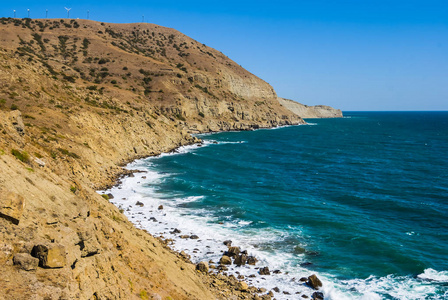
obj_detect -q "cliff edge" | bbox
[278,97,343,118]
[0,17,323,299]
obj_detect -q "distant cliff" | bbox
[278,98,343,118]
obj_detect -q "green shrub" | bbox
[70,186,77,193]
[11,149,30,162]
[101,194,109,200]
[10,104,18,110]
[57,148,80,159]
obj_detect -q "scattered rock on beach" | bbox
[170,228,181,234]
[307,274,323,290]
[312,291,324,300]
[196,261,209,273]
[223,240,232,246]
[234,254,247,266]
[237,281,249,291]
[220,255,232,265]
[135,201,144,207]
[259,267,270,275]
[158,205,164,210]
[247,256,257,265]
[190,235,199,239]
[226,246,240,257]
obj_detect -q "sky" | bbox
[1,1,447,111]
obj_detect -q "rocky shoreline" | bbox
[0,18,339,299]
[101,139,327,300]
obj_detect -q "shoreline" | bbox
[99,130,328,300]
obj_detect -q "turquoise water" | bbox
[107,112,448,299]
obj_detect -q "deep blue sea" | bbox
[104,112,448,299]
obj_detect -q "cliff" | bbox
[0,17,323,299]
[278,97,343,119]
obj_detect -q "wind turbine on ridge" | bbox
[64,7,72,18]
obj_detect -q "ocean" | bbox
[102,111,448,299]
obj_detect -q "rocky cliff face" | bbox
[0,17,318,299]
[278,98,343,118]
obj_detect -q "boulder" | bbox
[135,201,144,207]
[158,205,164,210]
[226,246,240,257]
[0,191,25,225]
[196,261,209,273]
[223,240,232,246]
[312,291,324,300]
[31,244,66,268]
[234,254,247,266]
[247,256,257,265]
[13,253,39,271]
[259,267,270,275]
[237,281,249,291]
[307,274,322,290]
[219,255,232,265]
[190,235,199,239]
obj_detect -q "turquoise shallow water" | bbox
[106,112,448,299]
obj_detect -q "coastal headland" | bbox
[0,18,340,299]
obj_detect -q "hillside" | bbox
[278,98,343,119]
[0,18,322,299]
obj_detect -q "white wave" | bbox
[100,155,447,300]
[418,268,448,282]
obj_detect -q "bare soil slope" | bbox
[0,18,305,299]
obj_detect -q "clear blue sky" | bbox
[2,1,447,111]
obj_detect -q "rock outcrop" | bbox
[278,98,343,118]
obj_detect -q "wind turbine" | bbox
[64,7,71,18]
[27,9,30,18]
[142,15,144,22]
[46,9,48,18]
[87,10,89,20]
[13,10,16,18]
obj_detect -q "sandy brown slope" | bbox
[0,18,304,299]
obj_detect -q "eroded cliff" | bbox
[278,97,343,119]
[0,17,320,299]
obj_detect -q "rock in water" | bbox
[259,267,270,275]
[307,274,323,290]
[234,254,247,266]
[0,191,25,225]
[223,240,232,246]
[312,291,324,300]
[196,261,209,273]
[219,255,232,265]
[247,256,257,265]
[31,244,66,268]
[226,246,240,257]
